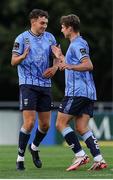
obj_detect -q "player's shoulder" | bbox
[20,30,30,38]
[44,31,56,44]
[72,36,89,48]
[44,31,55,39]
[15,30,29,40]
[78,36,88,46]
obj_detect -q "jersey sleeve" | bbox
[12,34,24,55]
[49,33,57,56]
[72,42,90,62]
[50,34,57,46]
[47,33,57,66]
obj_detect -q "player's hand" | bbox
[43,66,58,78]
[11,46,30,66]
[21,47,30,60]
[59,63,72,71]
[51,45,63,59]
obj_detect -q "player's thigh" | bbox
[56,111,73,129]
[22,110,36,130]
[23,110,36,122]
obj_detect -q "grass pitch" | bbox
[0,142,113,179]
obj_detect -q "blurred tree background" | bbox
[0,0,112,101]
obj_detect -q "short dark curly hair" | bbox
[29,9,48,20]
[60,14,80,32]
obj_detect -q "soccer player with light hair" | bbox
[11,9,58,170]
[52,14,107,171]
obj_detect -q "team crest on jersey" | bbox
[24,38,30,45]
[80,48,86,55]
[49,39,53,45]
[13,42,20,50]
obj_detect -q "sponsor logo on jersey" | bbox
[80,48,86,55]
[13,42,20,50]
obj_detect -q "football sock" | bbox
[17,155,24,162]
[75,150,86,157]
[18,127,30,158]
[82,130,101,157]
[61,127,83,154]
[94,154,103,161]
[33,127,47,147]
[31,143,39,151]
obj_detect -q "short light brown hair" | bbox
[60,14,80,32]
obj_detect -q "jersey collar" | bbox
[28,30,44,39]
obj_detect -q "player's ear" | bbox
[31,18,37,25]
[68,26,73,32]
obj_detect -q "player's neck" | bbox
[30,28,42,36]
[70,32,80,42]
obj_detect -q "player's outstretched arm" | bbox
[11,47,29,66]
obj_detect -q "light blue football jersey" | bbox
[12,30,56,87]
[65,36,97,100]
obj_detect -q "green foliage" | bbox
[52,81,63,101]
[0,0,112,101]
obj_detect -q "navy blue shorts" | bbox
[58,96,94,117]
[19,85,52,112]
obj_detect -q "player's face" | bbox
[32,16,48,35]
[61,24,71,38]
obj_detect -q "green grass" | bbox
[0,143,113,179]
